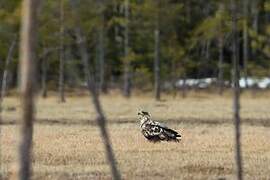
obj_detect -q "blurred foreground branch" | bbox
[69,1,121,179]
[18,0,39,179]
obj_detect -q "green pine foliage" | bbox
[0,0,269,91]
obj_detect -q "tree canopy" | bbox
[0,0,269,93]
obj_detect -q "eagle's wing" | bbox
[141,120,181,141]
[140,123,163,141]
[143,123,162,135]
[152,120,180,135]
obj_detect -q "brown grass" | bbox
[1,92,270,179]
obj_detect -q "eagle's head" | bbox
[138,110,150,125]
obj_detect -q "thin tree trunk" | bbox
[182,74,187,98]
[197,40,208,84]
[231,0,243,179]
[98,27,106,92]
[69,1,121,179]
[154,29,161,100]
[252,0,259,33]
[0,35,17,106]
[251,0,259,95]
[41,54,48,98]
[251,0,259,56]
[59,0,65,102]
[205,40,210,61]
[113,1,119,43]
[39,47,60,98]
[218,35,224,95]
[154,0,161,100]
[123,0,131,97]
[266,1,270,27]
[18,0,39,179]
[243,0,249,88]
[218,2,224,96]
[171,60,177,97]
[97,0,107,93]
[185,0,191,23]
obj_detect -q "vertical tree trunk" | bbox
[123,0,131,97]
[0,35,17,105]
[99,29,107,93]
[171,60,177,97]
[231,0,243,179]
[252,0,259,33]
[243,0,249,88]
[205,40,210,61]
[154,29,161,100]
[251,0,259,56]
[59,0,65,102]
[41,54,48,98]
[154,0,161,100]
[113,1,120,43]
[18,0,39,179]
[185,0,191,23]
[251,0,259,96]
[266,1,270,26]
[182,73,187,98]
[218,2,225,95]
[98,27,106,92]
[69,1,121,179]
[97,0,107,93]
[218,35,224,95]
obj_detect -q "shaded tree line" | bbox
[0,0,269,101]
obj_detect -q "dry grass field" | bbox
[1,91,270,179]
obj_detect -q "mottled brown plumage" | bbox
[138,110,181,142]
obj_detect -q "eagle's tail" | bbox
[162,128,181,142]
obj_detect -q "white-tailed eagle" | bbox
[138,110,181,142]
